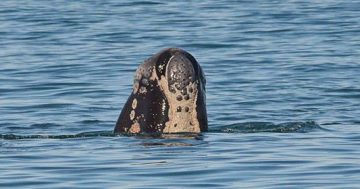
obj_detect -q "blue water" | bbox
[1,0,360,188]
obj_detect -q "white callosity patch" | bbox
[130,110,135,120]
[133,59,154,95]
[158,55,201,133]
[129,99,138,121]
[132,99,137,109]
[139,86,147,94]
[129,60,156,133]
[128,53,201,133]
[129,122,140,133]
[159,77,200,133]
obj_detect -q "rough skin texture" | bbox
[114,48,207,134]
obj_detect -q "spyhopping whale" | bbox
[114,48,207,134]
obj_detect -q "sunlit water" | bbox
[1,0,360,188]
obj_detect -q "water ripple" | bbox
[1,0,360,188]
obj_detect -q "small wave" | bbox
[210,121,324,133]
[0,131,115,140]
[0,131,203,140]
[79,119,102,124]
[0,121,324,140]
[30,123,62,129]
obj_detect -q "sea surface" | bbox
[1,0,360,188]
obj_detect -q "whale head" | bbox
[114,48,207,134]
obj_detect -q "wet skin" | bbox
[114,48,207,134]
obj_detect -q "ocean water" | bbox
[1,0,360,188]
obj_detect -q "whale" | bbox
[114,48,207,134]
